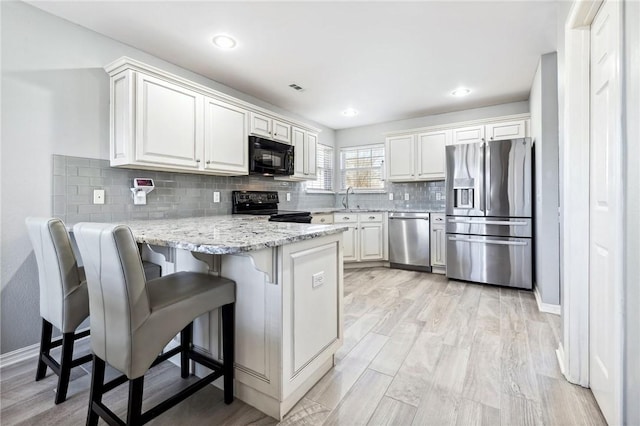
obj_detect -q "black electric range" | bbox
[232,191,312,223]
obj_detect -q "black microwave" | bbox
[249,136,294,176]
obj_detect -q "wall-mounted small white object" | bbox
[131,178,155,205]
[404,193,410,201]
[286,192,291,202]
[388,193,394,201]
[213,191,220,203]
[93,189,105,205]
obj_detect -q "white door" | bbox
[359,224,384,261]
[135,73,203,168]
[386,135,415,181]
[416,130,448,180]
[589,1,623,424]
[485,120,527,141]
[203,98,248,175]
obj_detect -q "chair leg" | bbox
[180,323,193,379]
[54,332,75,404]
[87,355,105,426]
[36,319,52,381]
[127,377,144,426]
[221,303,235,405]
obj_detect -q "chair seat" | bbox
[147,272,234,312]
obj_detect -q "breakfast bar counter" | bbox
[121,216,346,420]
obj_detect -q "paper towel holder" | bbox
[130,178,155,205]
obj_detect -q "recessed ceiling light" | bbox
[451,88,471,97]
[212,34,237,50]
[342,108,359,117]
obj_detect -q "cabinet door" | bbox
[359,224,384,261]
[291,127,306,178]
[431,224,446,266]
[250,112,272,138]
[272,119,291,144]
[306,133,318,176]
[386,135,415,181]
[203,98,248,175]
[416,130,448,180]
[485,120,527,141]
[135,73,203,168]
[451,125,485,145]
[342,226,358,262]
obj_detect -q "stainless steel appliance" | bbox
[232,190,312,223]
[388,212,431,272]
[249,136,294,176]
[445,138,533,289]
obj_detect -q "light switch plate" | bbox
[388,193,394,201]
[93,189,105,205]
[404,193,410,201]
[213,191,220,203]
[286,192,291,202]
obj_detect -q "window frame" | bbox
[338,143,387,193]
[305,143,335,193]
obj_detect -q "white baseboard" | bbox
[556,344,567,377]
[0,343,40,369]
[533,286,561,315]
[0,326,91,369]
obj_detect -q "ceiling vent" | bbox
[288,83,305,92]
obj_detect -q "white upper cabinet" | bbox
[485,119,527,141]
[135,73,204,169]
[250,113,292,144]
[451,125,485,145]
[386,131,447,182]
[416,130,448,180]
[449,119,528,145]
[386,135,415,181]
[204,98,248,175]
[277,128,317,181]
[105,57,319,176]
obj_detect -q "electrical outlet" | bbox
[213,191,220,203]
[436,193,442,201]
[93,189,105,205]
[312,271,325,288]
[388,193,394,201]
[404,193,410,201]
[286,192,291,202]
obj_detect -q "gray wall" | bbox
[0,1,334,354]
[335,101,530,148]
[529,52,560,305]
[623,1,639,424]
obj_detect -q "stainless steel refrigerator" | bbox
[445,138,533,289]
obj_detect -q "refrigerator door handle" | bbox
[485,142,491,213]
[448,236,528,246]
[479,142,486,214]
[447,219,529,226]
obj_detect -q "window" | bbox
[339,144,385,191]
[306,144,334,192]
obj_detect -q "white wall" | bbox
[529,52,561,306]
[0,1,334,353]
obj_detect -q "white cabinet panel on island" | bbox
[129,216,346,421]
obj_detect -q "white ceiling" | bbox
[28,1,558,130]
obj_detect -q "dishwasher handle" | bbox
[389,217,429,220]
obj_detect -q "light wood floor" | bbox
[1,268,606,425]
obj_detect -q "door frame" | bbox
[560,3,624,422]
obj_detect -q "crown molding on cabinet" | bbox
[384,112,531,137]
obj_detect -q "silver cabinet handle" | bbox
[196,159,201,163]
[343,216,350,220]
[448,236,528,246]
[206,160,211,164]
[369,216,376,220]
[448,219,528,226]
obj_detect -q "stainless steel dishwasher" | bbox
[388,212,431,272]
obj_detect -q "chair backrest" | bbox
[72,223,150,365]
[25,217,87,332]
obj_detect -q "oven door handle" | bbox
[448,236,528,246]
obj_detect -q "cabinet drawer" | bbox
[431,213,445,224]
[358,213,383,223]
[311,214,334,224]
[334,213,358,223]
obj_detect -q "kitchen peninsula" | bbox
[117,216,347,420]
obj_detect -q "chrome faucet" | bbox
[342,186,355,209]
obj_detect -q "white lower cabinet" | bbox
[430,213,446,271]
[334,212,387,262]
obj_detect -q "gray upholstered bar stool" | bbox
[25,217,93,404]
[73,222,236,426]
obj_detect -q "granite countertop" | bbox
[89,216,348,255]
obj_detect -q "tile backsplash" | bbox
[53,155,445,224]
